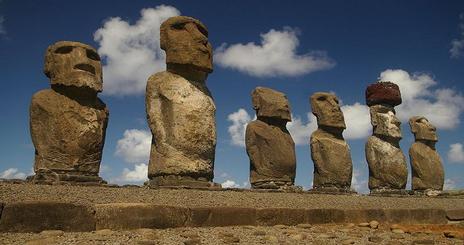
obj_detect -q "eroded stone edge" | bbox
[0,202,451,232]
[0,201,96,232]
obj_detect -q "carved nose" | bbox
[74,64,96,75]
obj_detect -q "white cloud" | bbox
[287,113,317,145]
[448,143,464,163]
[380,69,464,129]
[214,27,335,77]
[341,103,371,139]
[0,168,27,179]
[0,16,5,35]
[119,163,148,183]
[444,178,457,190]
[100,164,112,174]
[227,108,252,147]
[351,168,368,194]
[450,13,464,58]
[116,129,151,163]
[94,5,180,95]
[221,179,240,188]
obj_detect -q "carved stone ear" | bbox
[251,95,259,110]
[409,116,421,133]
[370,109,379,127]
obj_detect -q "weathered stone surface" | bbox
[188,207,257,227]
[146,16,216,187]
[160,16,212,73]
[95,203,189,230]
[343,209,387,223]
[246,87,296,189]
[44,41,103,92]
[385,209,447,224]
[29,41,108,185]
[366,104,407,192]
[365,81,402,106]
[446,209,464,221]
[251,87,292,121]
[310,92,352,190]
[0,202,95,232]
[409,116,444,191]
[256,208,307,226]
[306,209,345,224]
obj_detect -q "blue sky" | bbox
[1,0,463,192]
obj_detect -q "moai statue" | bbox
[245,87,296,189]
[145,16,218,188]
[365,82,408,194]
[310,92,353,192]
[409,116,444,192]
[28,41,108,184]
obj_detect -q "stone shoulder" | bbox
[146,71,178,87]
[246,120,270,132]
[30,89,59,108]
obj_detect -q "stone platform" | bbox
[0,182,463,233]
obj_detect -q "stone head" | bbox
[44,41,102,93]
[409,116,438,142]
[252,87,291,122]
[310,92,346,129]
[370,104,402,139]
[160,16,213,73]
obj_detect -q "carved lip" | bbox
[74,64,96,75]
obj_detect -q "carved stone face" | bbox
[310,92,346,129]
[252,87,291,121]
[44,41,103,92]
[370,104,402,139]
[409,116,438,142]
[160,16,213,73]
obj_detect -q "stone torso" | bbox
[310,129,352,189]
[146,71,216,178]
[365,135,408,190]
[409,142,444,191]
[30,89,108,174]
[246,120,296,185]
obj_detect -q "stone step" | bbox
[0,201,462,232]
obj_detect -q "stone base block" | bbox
[0,202,95,232]
[308,186,357,195]
[446,210,464,221]
[369,188,411,196]
[251,180,296,190]
[146,175,221,189]
[189,207,257,227]
[0,202,451,232]
[96,203,189,230]
[27,170,107,186]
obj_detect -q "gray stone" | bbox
[310,92,352,191]
[29,41,108,185]
[146,16,216,187]
[246,87,296,189]
[366,103,407,192]
[409,116,444,191]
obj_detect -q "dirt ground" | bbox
[1,223,463,245]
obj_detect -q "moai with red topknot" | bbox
[365,82,408,194]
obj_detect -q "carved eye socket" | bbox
[317,96,326,101]
[196,24,208,36]
[172,22,185,30]
[54,46,73,54]
[86,49,100,61]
